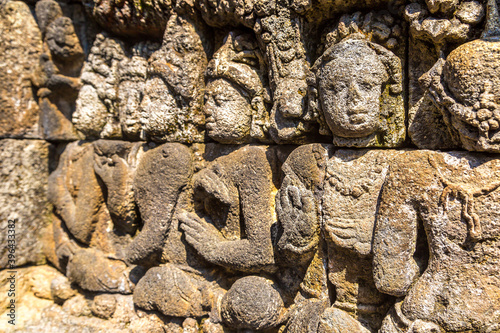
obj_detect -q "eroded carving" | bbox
[204,31,271,144]
[73,34,127,138]
[32,0,83,140]
[309,12,405,147]
[374,151,500,332]
[422,0,500,152]
[48,140,145,293]
[139,13,208,143]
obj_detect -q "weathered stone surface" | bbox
[220,276,286,330]
[0,265,64,332]
[126,142,193,266]
[374,150,500,332]
[0,1,43,139]
[0,139,51,268]
[205,31,271,144]
[4,0,500,332]
[48,140,146,293]
[139,13,208,143]
[423,38,500,152]
[81,0,172,39]
[309,11,406,147]
[32,0,84,141]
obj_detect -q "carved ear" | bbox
[368,41,402,95]
[307,64,331,136]
[250,96,269,141]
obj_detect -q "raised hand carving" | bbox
[374,151,500,332]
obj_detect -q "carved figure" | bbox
[32,0,83,140]
[125,143,193,266]
[277,146,400,333]
[320,150,400,332]
[204,31,270,144]
[179,146,276,273]
[374,150,500,332]
[134,145,280,329]
[140,13,207,143]
[48,140,144,293]
[405,0,488,150]
[275,144,330,332]
[116,42,159,140]
[257,6,314,143]
[421,0,500,152]
[73,34,126,138]
[309,12,405,147]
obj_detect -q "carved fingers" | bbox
[324,218,372,256]
[93,152,128,188]
[195,169,232,205]
[178,210,225,262]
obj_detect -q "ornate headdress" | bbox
[206,31,271,141]
[308,11,404,147]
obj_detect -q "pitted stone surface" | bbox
[3,0,500,332]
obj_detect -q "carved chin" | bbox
[330,120,379,138]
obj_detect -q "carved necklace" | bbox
[325,161,385,198]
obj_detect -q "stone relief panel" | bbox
[4,0,500,331]
[45,144,500,332]
[2,0,498,148]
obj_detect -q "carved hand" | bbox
[324,216,373,256]
[195,168,232,205]
[93,153,128,189]
[277,185,319,254]
[178,210,226,262]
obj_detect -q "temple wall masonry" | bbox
[1,0,500,332]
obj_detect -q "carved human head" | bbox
[317,38,388,138]
[46,16,84,62]
[204,31,270,144]
[73,34,125,138]
[310,13,405,147]
[424,39,500,151]
[117,42,158,140]
[419,0,500,151]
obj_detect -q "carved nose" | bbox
[204,105,213,116]
[347,81,364,111]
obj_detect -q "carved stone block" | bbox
[0,139,51,268]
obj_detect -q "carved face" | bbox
[46,17,83,61]
[73,85,107,137]
[118,80,144,138]
[140,77,178,136]
[204,79,252,143]
[318,39,387,138]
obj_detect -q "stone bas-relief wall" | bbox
[1,0,500,332]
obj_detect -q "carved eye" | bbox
[215,95,230,106]
[330,82,347,93]
[361,80,376,90]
